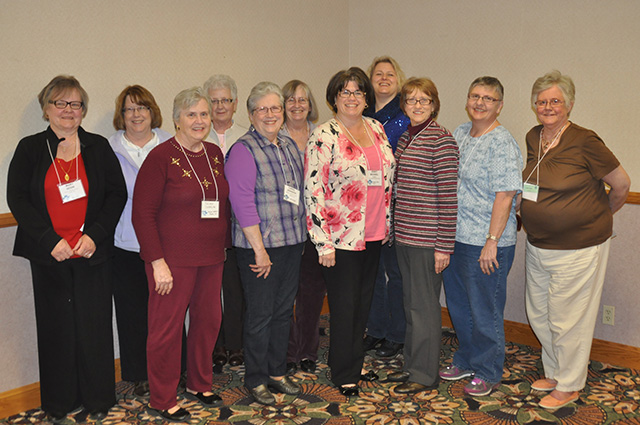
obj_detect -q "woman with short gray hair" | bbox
[133,87,229,421]
[226,82,306,405]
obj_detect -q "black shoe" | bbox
[375,340,403,358]
[213,346,228,366]
[360,370,379,382]
[228,349,244,366]
[149,406,191,422]
[385,371,410,383]
[177,372,187,393]
[299,359,316,373]
[268,376,301,395]
[249,384,276,405]
[89,410,109,420]
[46,412,66,424]
[394,379,439,394]
[363,335,384,351]
[337,384,359,397]
[185,390,223,407]
[286,361,298,375]
[133,380,150,397]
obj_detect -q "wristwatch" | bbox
[486,233,499,242]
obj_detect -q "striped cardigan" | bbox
[393,120,459,253]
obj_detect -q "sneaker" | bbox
[464,377,500,396]
[439,365,474,381]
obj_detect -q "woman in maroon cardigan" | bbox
[133,87,229,422]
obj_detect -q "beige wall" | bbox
[0,0,638,393]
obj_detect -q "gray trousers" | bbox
[396,244,442,386]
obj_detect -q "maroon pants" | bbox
[146,262,223,410]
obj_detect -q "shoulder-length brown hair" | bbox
[113,85,163,130]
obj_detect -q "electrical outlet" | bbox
[602,305,615,326]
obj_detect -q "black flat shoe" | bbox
[268,376,301,395]
[186,391,223,407]
[89,410,109,420]
[385,371,410,383]
[213,346,228,366]
[360,370,379,381]
[363,335,384,351]
[337,384,359,397]
[149,406,191,422]
[249,384,276,406]
[299,359,316,373]
[375,340,403,358]
[46,412,66,424]
[133,380,150,397]
[286,361,298,375]
[395,379,439,394]
[228,349,244,366]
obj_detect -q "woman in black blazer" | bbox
[7,75,126,423]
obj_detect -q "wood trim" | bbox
[0,213,17,228]
[0,191,638,230]
[442,307,640,370]
[0,360,120,420]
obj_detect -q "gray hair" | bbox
[246,82,284,114]
[203,74,238,101]
[531,70,575,110]
[172,87,212,126]
[468,76,504,101]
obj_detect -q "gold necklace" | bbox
[57,158,74,181]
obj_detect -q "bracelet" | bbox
[486,233,499,242]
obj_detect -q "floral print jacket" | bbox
[304,117,396,256]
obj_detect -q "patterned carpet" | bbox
[3,315,640,424]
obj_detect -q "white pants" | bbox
[525,238,611,392]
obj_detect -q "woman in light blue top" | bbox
[441,76,522,397]
[108,85,171,397]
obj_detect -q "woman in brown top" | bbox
[520,70,630,410]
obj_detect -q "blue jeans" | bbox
[237,243,303,389]
[443,241,515,383]
[366,242,406,343]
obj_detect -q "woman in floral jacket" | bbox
[304,67,395,397]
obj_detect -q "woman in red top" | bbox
[133,87,229,422]
[7,75,127,423]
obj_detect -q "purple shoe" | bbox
[464,377,500,396]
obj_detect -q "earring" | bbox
[176,125,180,130]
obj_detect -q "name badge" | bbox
[283,185,300,206]
[522,183,539,202]
[58,180,86,204]
[201,200,220,219]
[367,169,382,187]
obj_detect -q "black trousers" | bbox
[214,247,244,351]
[30,259,116,415]
[323,241,382,386]
[112,247,149,381]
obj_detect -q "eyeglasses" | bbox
[122,106,150,114]
[468,94,501,104]
[338,89,365,99]
[286,97,309,105]
[49,100,83,110]
[252,105,284,116]
[534,98,564,108]
[405,97,432,106]
[210,98,234,105]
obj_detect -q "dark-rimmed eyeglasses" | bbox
[49,100,83,110]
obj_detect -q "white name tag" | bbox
[58,180,86,204]
[367,169,382,187]
[283,185,300,206]
[522,183,539,202]
[201,200,220,219]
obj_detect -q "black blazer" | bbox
[7,126,127,265]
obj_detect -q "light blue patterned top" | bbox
[453,122,523,247]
